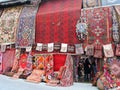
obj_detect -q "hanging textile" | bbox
[16,5,39,48]
[19,53,28,69]
[2,49,15,73]
[94,44,102,58]
[60,54,73,86]
[26,52,34,71]
[115,5,120,36]
[112,7,119,43]
[81,7,112,45]
[75,44,84,54]
[45,54,54,81]
[47,43,54,52]
[0,6,23,44]
[36,0,82,44]
[0,52,3,73]
[103,44,114,58]
[76,17,88,41]
[101,0,120,6]
[86,45,94,56]
[60,43,68,53]
[83,0,101,8]
[33,54,46,70]
[11,49,21,73]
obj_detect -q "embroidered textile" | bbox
[60,55,73,86]
[86,45,94,56]
[19,53,28,69]
[101,0,120,6]
[26,52,33,71]
[36,0,82,44]
[16,6,38,48]
[0,6,23,44]
[60,43,68,53]
[83,0,101,8]
[112,7,119,43]
[0,45,6,52]
[75,44,84,54]
[94,44,102,58]
[81,7,112,45]
[76,21,88,41]
[103,44,114,58]
[44,55,53,80]
[47,43,54,52]
[36,43,43,51]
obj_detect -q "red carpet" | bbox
[35,0,82,44]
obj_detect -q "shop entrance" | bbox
[72,55,102,83]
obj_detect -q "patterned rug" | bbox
[0,6,23,44]
[2,49,15,73]
[36,0,82,44]
[60,54,73,86]
[16,6,39,48]
[81,7,112,45]
[112,6,119,43]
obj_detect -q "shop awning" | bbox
[35,0,82,44]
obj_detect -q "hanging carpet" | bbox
[16,6,39,48]
[35,0,82,44]
[0,6,23,44]
[81,7,112,45]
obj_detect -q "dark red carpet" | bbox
[35,0,82,44]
